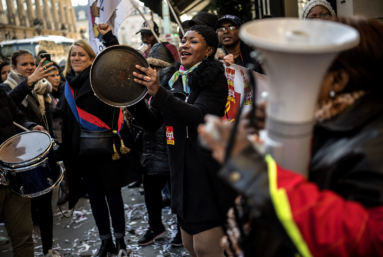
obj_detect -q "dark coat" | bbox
[141,124,170,176]
[128,59,237,223]
[49,85,63,143]
[59,33,142,209]
[140,42,175,176]
[0,88,36,145]
[0,79,53,135]
[220,41,264,74]
[310,93,383,208]
[220,93,383,257]
[147,42,175,67]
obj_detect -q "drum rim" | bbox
[0,131,53,168]
[2,156,49,173]
[90,44,149,107]
[11,169,64,198]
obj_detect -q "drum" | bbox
[0,131,64,198]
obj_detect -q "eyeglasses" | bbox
[307,13,331,19]
[216,26,239,33]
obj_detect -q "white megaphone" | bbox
[239,18,360,175]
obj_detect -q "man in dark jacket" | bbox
[216,15,263,73]
[0,88,43,257]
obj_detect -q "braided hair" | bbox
[189,25,218,60]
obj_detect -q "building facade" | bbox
[0,0,80,42]
[74,4,88,40]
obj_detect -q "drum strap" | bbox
[64,82,130,158]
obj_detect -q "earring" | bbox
[204,55,208,61]
[330,90,335,98]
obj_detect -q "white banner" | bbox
[88,0,135,54]
[88,0,104,54]
[222,63,268,122]
[113,0,135,35]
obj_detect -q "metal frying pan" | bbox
[90,45,149,107]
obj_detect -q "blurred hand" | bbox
[97,23,111,36]
[260,61,265,70]
[27,58,54,87]
[220,54,235,66]
[32,125,46,132]
[198,115,252,164]
[243,103,267,134]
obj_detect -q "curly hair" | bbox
[188,25,218,59]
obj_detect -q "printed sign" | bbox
[166,126,175,145]
[222,63,268,122]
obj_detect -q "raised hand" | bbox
[97,23,112,36]
[27,58,54,87]
[220,54,235,66]
[133,65,160,96]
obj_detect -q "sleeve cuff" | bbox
[219,145,268,196]
[102,30,116,43]
[22,78,34,90]
[150,86,169,110]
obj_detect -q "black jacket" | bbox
[310,93,383,207]
[0,88,36,145]
[0,79,53,135]
[219,93,383,256]
[147,42,175,67]
[129,59,237,223]
[141,124,170,176]
[59,32,142,208]
[140,43,175,176]
[221,41,264,74]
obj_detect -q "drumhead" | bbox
[0,131,51,164]
[90,45,149,107]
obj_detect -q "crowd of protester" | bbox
[0,0,383,256]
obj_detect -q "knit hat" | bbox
[301,0,336,20]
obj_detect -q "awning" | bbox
[140,0,211,19]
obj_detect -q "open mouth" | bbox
[181,51,192,58]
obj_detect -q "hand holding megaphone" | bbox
[198,115,253,164]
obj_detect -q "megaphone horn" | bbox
[239,18,360,175]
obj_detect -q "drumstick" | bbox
[13,122,30,131]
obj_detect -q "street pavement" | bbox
[0,185,187,256]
